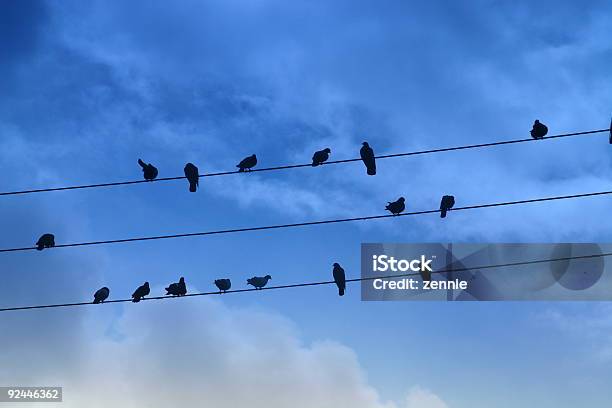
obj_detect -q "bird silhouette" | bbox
[214,278,231,293]
[440,195,455,218]
[93,287,110,304]
[138,159,158,180]
[247,275,272,289]
[312,148,331,166]
[360,142,376,175]
[385,197,405,215]
[237,154,257,172]
[36,233,55,251]
[132,282,150,303]
[333,263,346,296]
[184,163,199,192]
[166,277,187,296]
[530,120,548,140]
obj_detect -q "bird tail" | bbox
[138,159,146,168]
[339,287,345,296]
[441,209,447,218]
[189,181,197,192]
[93,298,100,304]
[312,161,318,167]
[367,164,376,175]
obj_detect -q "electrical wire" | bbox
[0,128,608,197]
[2,189,612,254]
[1,251,610,312]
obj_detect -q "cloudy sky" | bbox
[1,1,612,407]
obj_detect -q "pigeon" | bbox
[93,287,110,304]
[311,148,331,166]
[184,163,199,192]
[132,282,150,303]
[214,278,232,293]
[385,197,405,215]
[360,142,376,175]
[237,154,257,172]
[36,233,55,251]
[530,120,548,140]
[333,263,346,296]
[440,195,455,218]
[166,277,187,296]
[247,275,272,289]
[138,159,158,181]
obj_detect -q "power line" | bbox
[1,251,610,313]
[0,128,608,197]
[3,189,612,254]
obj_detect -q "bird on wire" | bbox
[184,163,199,192]
[360,142,376,175]
[214,279,231,293]
[530,120,548,140]
[237,154,257,172]
[165,277,187,296]
[247,275,272,289]
[132,282,150,303]
[333,263,346,296]
[440,195,455,218]
[36,233,55,251]
[311,148,331,166]
[138,159,159,181]
[385,197,405,215]
[93,287,110,304]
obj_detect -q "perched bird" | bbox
[36,233,55,251]
[247,275,272,289]
[138,159,158,180]
[184,163,199,192]
[311,148,331,166]
[93,287,110,304]
[214,278,232,293]
[360,142,376,175]
[530,120,548,140]
[166,277,187,296]
[132,282,150,303]
[385,197,405,215]
[237,154,257,172]
[440,195,456,218]
[333,263,346,296]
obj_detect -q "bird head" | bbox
[534,120,540,125]
[399,197,405,202]
[265,275,272,280]
[144,282,150,288]
[333,262,340,267]
[179,277,185,283]
[362,142,369,147]
[324,148,331,153]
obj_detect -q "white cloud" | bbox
[404,386,449,408]
[538,304,612,363]
[0,296,448,408]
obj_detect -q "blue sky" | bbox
[1,1,612,407]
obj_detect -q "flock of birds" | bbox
[36,120,551,305]
[91,272,315,304]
